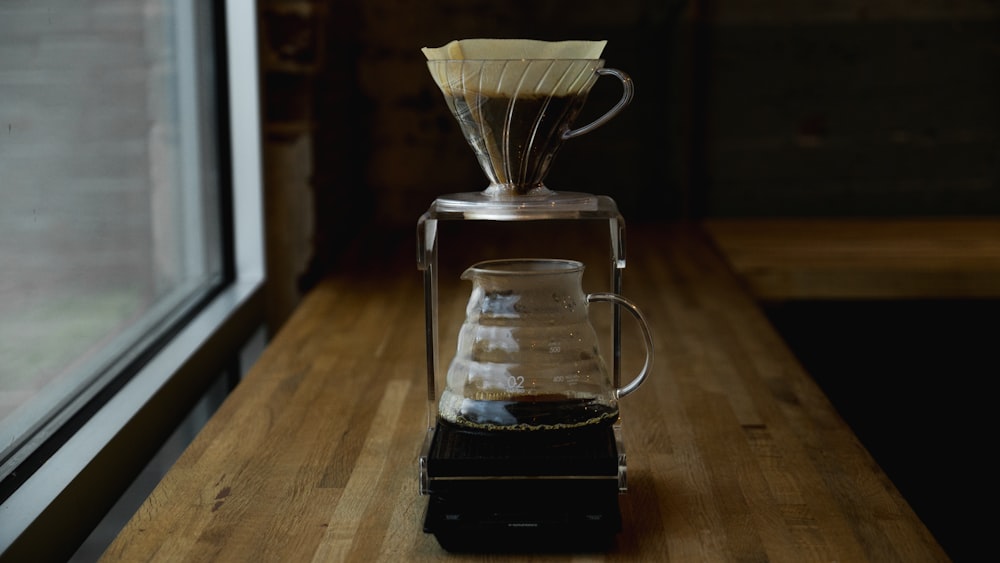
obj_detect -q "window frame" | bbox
[0,0,266,558]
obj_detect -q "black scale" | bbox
[420,418,625,552]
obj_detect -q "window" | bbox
[0,0,264,558]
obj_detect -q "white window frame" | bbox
[0,0,265,557]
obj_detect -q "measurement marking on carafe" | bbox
[505,375,525,392]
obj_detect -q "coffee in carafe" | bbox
[438,259,652,433]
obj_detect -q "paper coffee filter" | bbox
[423,39,607,98]
[421,39,606,61]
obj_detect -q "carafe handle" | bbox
[562,68,634,140]
[587,292,653,399]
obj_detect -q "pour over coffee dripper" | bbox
[423,40,633,205]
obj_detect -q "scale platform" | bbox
[421,419,625,552]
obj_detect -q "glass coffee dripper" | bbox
[422,39,633,215]
[426,59,632,202]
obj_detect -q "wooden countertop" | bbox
[705,217,1000,300]
[101,223,951,562]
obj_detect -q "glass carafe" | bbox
[438,258,653,431]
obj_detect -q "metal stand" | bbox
[416,191,629,551]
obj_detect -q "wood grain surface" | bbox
[705,218,1000,300]
[100,224,948,562]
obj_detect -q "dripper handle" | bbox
[587,292,653,399]
[562,68,634,140]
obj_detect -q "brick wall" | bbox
[258,0,327,327]
[691,0,1000,217]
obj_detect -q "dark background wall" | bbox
[695,3,1000,218]
[258,1,998,295]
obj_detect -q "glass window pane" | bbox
[0,0,224,480]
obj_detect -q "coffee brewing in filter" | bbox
[422,39,628,195]
[422,39,607,98]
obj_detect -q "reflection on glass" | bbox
[0,0,222,479]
